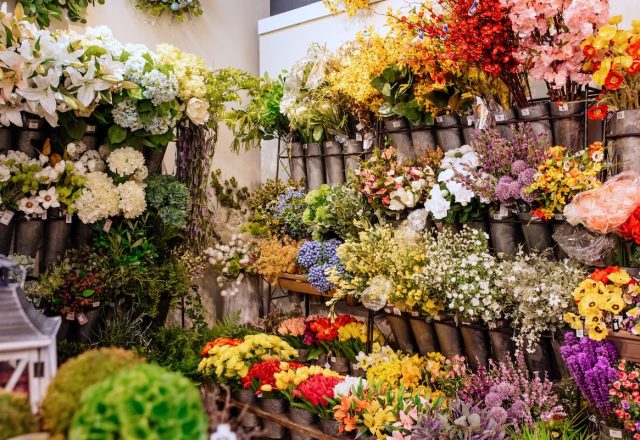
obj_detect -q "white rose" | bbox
[186,98,210,125]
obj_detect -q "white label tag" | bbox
[467,117,474,126]
[92,301,101,308]
[363,139,371,150]
[355,133,363,141]
[41,210,47,220]
[410,311,420,317]
[558,103,568,112]
[554,213,564,221]
[28,120,39,129]
[76,313,88,326]
[436,116,444,123]
[576,328,584,338]
[499,204,509,218]
[86,125,96,133]
[103,219,112,233]
[393,307,401,316]
[617,111,625,120]
[609,429,623,438]
[330,356,337,362]
[392,120,402,128]
[356,123,364,132]
[494,114,506,122]
[521,108,530,116]
[66,212,73,224]
[0,210,14,225]
[66,312,75,321]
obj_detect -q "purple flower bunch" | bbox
[459,351,564,431]
[470,123,549,205]
[296,239,342,292]
[266,188,308,239]
[560,332,618,417]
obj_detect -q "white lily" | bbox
[66,57,118,108]
[17,67,62,126]
[389,187,417,211]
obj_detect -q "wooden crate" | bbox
[609,330,640,363]
[276,273,333,297]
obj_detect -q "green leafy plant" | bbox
[210,169,250,211]
[134,0,203,22]
[0,392,39,440]
[371,64,425,125]
[69,364,207,440]
[41,348,145,439]
[19,0,105,27]
[509,419,593,440]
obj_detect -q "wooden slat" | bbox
[233,400,349,440]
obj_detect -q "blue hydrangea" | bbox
[297,241,323,269]
[141,70,179,106]
[298,240,343,292]
[307,263,334,292]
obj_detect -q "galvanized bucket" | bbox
[289,142,307,184]
[343,139,364,179]
[323,140,345,186]
[459,115,477,145]
[433,319,465,359]
[410,124,437,156]
[550,101,585,151]
[409,318,439,355]
[493,108,517,140]
[609,110,640,175]
[385,118,415,161]
[517,103,553,144]
[43,208,72,269]
[435,114,462,152]
[460,323,490,370]
[387,315,417,353]
[519,213,555,254]
[304,143,325,190]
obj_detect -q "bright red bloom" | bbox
[628,59,640,75]
[583,44,596,59]
[241,360,304,394]
[619,206,640,244]
[297,374,343,406]
[605,71,625,90]
[201,337,243,357]
[587,104,609,121]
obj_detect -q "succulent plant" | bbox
[0,391,39,440]
[69,363,207,440]
[41,348,144,439]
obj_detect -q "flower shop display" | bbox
[134,0,203,21]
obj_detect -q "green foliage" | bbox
[19,0,105,27]
[69,364,207,440]
[208,67,261,125]
[244,178,305,238]
[145,174,190,247]
[0,392,39,440]
[510,420,592,440]
[371,64,425,125]
[94,307,151,349]
[210,169,250,211]
[41,348,145,439]
[134,0,203,22]
[56,340,91,365]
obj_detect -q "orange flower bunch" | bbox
[200,338,243,358]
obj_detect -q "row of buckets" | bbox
[386,314,570,379]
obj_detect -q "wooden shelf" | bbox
[233,400,349,440]
[276,274,334,297]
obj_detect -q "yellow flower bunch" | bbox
[156,44,209,101]
[255,237,302,284]
[526,143,604,221]
[362,399,396,439]
[564,269,639,341]
[365,351,426,390]
[582,16,640,111]
[197,334,298,386]
[338,322,382,344]
[322,0,369,16]
[275,365,341,394]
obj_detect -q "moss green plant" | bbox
[0,392,39,440]
[40,348,144,439]
[69,363,207,440]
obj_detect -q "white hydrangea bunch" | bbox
[333,376,368,397]
[105,146,148,181]
[74,150,105,175]
[117,181,147,219]
[204,234,255,292]
[73,171,120,223]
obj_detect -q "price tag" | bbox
[0,210,14,226]
[467,117,474,126]
[92,301,101,308]
[41,210,47,220]
[103,219,112,233]
[77,313,88,326]
[392,120,403,128]
[609,429,623,438]
[494,114,506,122]
[330,356,337,362]
[392,307,402,316]
[28,120,39,129]
[613,315,623,332]
[66,312,76,321]
[355,133,363,141]
[588,415,597,424]
[410,311,420,317]
[617,111,626,120]
[436,116,444,123]
[303,143,308,149]
[520,108,530,116]
[66,212,73,224]
[558,103,568,112]
[576,328,584,338]
[86,125,96,134]
[554,213,564,221]
[363,139,372,150]
[356,123,364,132]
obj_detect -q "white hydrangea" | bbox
[106,146,147,178]
[73,171,120,224]
[117,181,146,219]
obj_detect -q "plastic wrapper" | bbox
[408,209,429,232]
[563,171,640,234]
[280,44,331,116]
[552,223,616,265]
[361,275,391,311]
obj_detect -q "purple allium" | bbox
[511,160,528,175]
[487,406,508,425]
[508,400,527,421]
[494,182,513,204]
[508,181,524,200]
[517,168,537,186]
[498,175,515,185]
[520,186,536,204]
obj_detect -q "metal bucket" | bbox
[409,318,439,355]
[517,103,553,144]
[460,115,477,145]
[289,406,317,425]
[71,221,92,249]
[289,142,307,183]
[524,339,553,379]
[82,124,101,150]
[16,115,45,158]
[609,110,640,175]
[550,101,585,151]
[489,214,524,257]
[323,141,345,186]
[144,146,166,174]
[387,315,417,353]
[0,211,15,255]
[435,114,462,152]
[433,319,465,359]
[519,213,555,254]
[551,328,571,378]
[488,326,515,363]
[384,118,415,161]
[493,108,517,140]
[304,143,325,190]
[75,308,102,344]
[14,215,44,258]
[232,389,260,428]
[343,139,364,179]
[43,208,72,269]
[410,124,436,156]
[350,362,366,377]
[259,398,288,439]
[319,419,341,437]
[460,324,490,370]
[0,127,12,154]
[329,356,350,374]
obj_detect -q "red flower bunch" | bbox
[419,0,528,107]
[591,266,623,284]
[201,337,243,357]
[619,206,640,245]
[296,374,343,406]
[609,360,640,436]
[309,315,357,342]
[242,360,304,395]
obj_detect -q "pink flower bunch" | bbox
[277,317,306,337]
[501,0,608,99]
